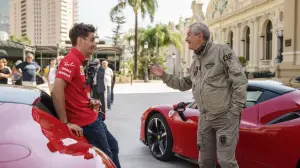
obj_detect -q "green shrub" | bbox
[252,71,275,78]
[238,56,247,67]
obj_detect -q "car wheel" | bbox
[146,113,174,161]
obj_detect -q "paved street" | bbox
[38,81,197,167]
[104,82,197,168]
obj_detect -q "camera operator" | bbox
[86,58,107,115]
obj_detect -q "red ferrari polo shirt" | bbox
[56,48,98,127]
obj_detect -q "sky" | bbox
[78,0,210,39]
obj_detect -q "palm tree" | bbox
[110,0,158,79]
[139,24,182,81]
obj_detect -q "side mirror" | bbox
[173,102,187,121]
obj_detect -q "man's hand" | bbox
[149,64,164,77]
[67,123,83,137]
[89,99,100,112]
[0,73,4,78]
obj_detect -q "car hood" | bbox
[0,103,115,168]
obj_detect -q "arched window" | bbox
[266,21,273,60]
[245,27,250,61]
[229,31,233,49]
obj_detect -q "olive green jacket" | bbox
[161,41,248,120]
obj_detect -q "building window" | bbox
[266,20,273,60]
[228,31,233,49]
[245,27,250,61]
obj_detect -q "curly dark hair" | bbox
[69,23,97,46]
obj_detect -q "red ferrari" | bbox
[0,84,115,168]
[140,80,300,168]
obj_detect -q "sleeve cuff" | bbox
[160,72,170,82]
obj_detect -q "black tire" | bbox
[146,113,174,161]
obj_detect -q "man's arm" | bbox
[221,45,248,108]
[51,78,68,123]
[14,63,23,75]
[160,72,193,92]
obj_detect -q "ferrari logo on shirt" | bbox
[80,66,84,75]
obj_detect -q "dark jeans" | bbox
[107,86,111,109]
[82,115,121,168]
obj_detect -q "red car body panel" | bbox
[0,102,115,168]
[140,91,300,168]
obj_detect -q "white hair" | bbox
[189,22,211,41]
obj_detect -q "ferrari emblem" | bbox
[157,135,161,140]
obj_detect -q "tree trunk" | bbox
[134,12,138,79]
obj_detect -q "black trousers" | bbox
[92,86,106,113]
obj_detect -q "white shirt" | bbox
[48,66,57,84]
[104,67,113,87]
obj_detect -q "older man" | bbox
[102,60,113,110]
[14,53,40,87]
[149,22,248,168]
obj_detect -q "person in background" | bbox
[2,58,12,73]
[43,57,57,91]
[0,58,12,84]
[102,60,113,110]
[12,60,22,85]
[14,53,41,87]
[92,59,107,115]
[109,63,116,105]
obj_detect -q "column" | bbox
[271,28,278,68]
[221,28,226,44]
[234,23,240,56]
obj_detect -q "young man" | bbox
[14,53,40,87]
[51,23,121,168]
[149,22,247,168]
[0,58,12,84]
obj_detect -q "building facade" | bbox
[9,0,78,46]
[206,0,284,73]
[165,0,206,77]
[0,0,9,33]
[168,0,285,76]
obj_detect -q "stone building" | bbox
[168,0,287,77]
[206,0,284,73]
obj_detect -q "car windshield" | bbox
[0,85,41,105]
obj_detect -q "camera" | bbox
[85,61,99,86]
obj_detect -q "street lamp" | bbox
[144,41,149,82]
[172,52,176,75]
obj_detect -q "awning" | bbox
[0,49,8,57]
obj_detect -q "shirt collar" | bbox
[70,48,85,63]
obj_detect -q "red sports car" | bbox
[0,84,115,168]
[140,80,300,168]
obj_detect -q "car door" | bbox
[171,102,199,160]
[239,89,286,168]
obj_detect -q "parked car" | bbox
[0,84,115,168]
[140,80,300,168]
